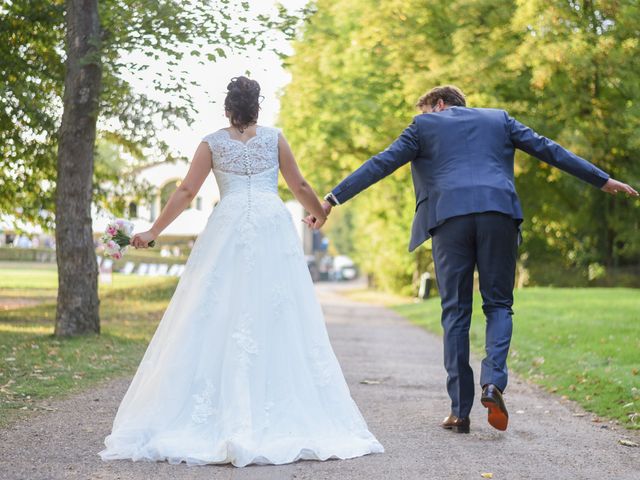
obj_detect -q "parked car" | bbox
[332,255,358,281]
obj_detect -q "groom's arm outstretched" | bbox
[304,121,419,226]
[506,113,637,196]
[327,120,420,207]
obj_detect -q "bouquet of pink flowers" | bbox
[100,218,155,259]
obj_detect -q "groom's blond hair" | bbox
[416,85,466,109]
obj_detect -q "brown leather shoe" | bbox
[441,414,470,433]
[481,384,509,431]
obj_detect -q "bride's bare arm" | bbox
[131,143,212,248]
[278,133,328,226]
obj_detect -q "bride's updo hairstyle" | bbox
[224,76,261,132]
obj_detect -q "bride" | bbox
[98,76,384,467]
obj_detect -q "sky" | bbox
[141,0,309,161]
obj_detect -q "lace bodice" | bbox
[202,126,280,176]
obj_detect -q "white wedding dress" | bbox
[98,126,384,467]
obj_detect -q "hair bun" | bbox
[224,76,261,130]
[227,77,260,96]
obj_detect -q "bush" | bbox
[524,262,640,288]
[0,247,56,263]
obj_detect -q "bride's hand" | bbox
[131,230,157,248]
[311,215,327,229]
[302,214,327,230]
[302,201,332,230]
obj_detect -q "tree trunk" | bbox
[54,0,102,336]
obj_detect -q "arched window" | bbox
[128,202,137,218]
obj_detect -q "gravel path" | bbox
[1,283,638,479]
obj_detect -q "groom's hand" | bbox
[302,214,326,230]
[601,178,638,197]
[312,216,327,229]
[303,202,333,230]
[302,201,333,229]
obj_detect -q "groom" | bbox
[309,86,638,433]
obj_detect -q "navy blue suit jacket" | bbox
[331,107,610,252]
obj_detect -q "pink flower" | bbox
[112,251,122,260]
[115,219,124,227]
[106,225,118,236]
[107,240,117,249]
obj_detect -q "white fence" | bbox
[96,256,185,277]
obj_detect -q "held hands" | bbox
[131,230,157,249]
[302,201,333,230]
[303,215,327,230]
[601,178,638,197]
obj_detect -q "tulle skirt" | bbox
[98,191,384,467]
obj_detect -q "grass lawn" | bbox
[350,287,640,429]
[0,261,169,298]
[0,262,178,427]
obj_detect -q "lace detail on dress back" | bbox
[202,126,280,175]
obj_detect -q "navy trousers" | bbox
[431,212,518,418]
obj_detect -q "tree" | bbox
[0,1,64,227]
[280,0,445,294]
[54,0,102,336]
[279,0,640,293]
[1,0,293,335]
[503,0,640,275]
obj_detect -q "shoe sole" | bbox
[442,424,470,434]
[452,424,470,433]
[481,397,508,431]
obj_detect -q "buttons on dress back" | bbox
[243,147,252,221]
